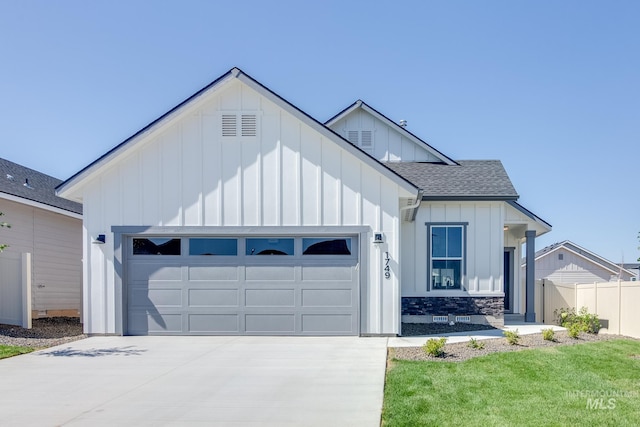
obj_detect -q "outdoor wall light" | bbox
[373,233,384,244]
[92,234,106,244]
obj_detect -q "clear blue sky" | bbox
[1,1,638,263]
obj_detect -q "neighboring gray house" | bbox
[526,240,635,285]
[620,263,639,281]
[0,158,83,319]
[56,67,550,336]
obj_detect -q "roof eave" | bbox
[423,195,519,201]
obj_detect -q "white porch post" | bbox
[524,230,536,322]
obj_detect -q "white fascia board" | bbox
[56,71,237,200]
[327,100,457,166]
[235,73,419,195]
[506,201,552,236]
[0,192,82,220]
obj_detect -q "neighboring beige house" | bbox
[525,240,635,285]
[0,157,83,319]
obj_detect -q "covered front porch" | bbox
[503,201,552,322]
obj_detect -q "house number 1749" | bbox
[384,252,391,279]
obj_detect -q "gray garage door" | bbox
[125,235,359,335]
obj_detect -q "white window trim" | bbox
[426,222,468,292]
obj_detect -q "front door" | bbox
[504,249,514,313]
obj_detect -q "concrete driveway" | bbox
[0,336,388,426]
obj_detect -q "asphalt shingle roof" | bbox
[383,160,518,199]
[0,158,83,215]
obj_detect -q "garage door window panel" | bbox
[246,238,294,255]
[302,238,352,255]
[133,238,181,255]
[189,238,238,256]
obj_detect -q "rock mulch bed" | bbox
[391,330,624,362]
[0,317,87,349]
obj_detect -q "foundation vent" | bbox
[455,316,471,323]
[432,316,448,323]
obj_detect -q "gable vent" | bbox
[360,130,373,147]
[241,114,257,137]
[222,114,237,137]
[347,130,359,145]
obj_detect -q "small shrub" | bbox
[554,306,601,334]
[541,328,555,341]
[504,329,520,345]
[568,323,581,339]
[423,337,447,357]
[467,337,485,350]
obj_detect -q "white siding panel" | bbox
[301,126,321,226]
[120,154,141,225]
[261,110,280,226]
[182,115,203,226]
[281,116,300,226]
[321,139,341,226]
[202,114,221,226]
[222,139,241,226]
[160,129,182,226]
[341,155,360,225]
[140,143,161,226]
[241,139,261,226]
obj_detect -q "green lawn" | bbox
[383,339,640,427]
[0,344,33,360]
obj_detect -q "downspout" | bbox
[399,189,424,220]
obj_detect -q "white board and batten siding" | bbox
[0,198,81,315]
[79,79,412,335]
[329,109,442,162]
[401,201,506,297]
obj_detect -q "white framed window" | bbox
[220,112,259,138]
[345,130,374,149]
[426,223,467,290]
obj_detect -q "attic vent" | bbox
[360,130,373,147]
[346,130,374,149]
[222,114,237,137]
[241,114,257,137]
[432,316,448,323]
[347,130,359,144]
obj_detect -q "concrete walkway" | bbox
[0,336,388,426]
[388,322,566,347]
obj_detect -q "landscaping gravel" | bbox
[391,330,624,362]
[0,317,87,349]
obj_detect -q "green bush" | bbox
[423,337,447,357]
[467,337,485,350]
[504,329,520,345]
[568,323,581,339]
[554,307,601,334]
[541,328,555,341]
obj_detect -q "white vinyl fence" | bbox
[0,252,32,328]
[536,279,640,339]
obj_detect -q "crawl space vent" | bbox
[432,316,448,323]
[455,316,471,323]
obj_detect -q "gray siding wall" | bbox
[0,198,81,313]
[534,250,625,284]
